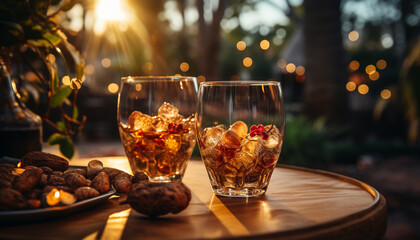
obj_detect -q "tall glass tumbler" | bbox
[118,76,198,182]
[196,81,285,197]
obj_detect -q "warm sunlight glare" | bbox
[94,0,132,35]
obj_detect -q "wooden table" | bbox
[0,157,387,240]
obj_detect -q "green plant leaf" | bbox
[46,133,75,159]
[52,69,59,92]
[47,133,64,145]
[58,30,84,80]
[51,85,72,108]
[59,137,75,159]
[57,120,66,131]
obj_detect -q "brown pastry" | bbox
[21,151,69,171]
[127,182,191,217]
[13,167,43,193]
[91,172,110,194]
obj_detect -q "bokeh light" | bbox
[346,81,356,91]
[101,58,111,68]
[62,76,71,85]
[348,31,359,41]
[260,40,270,50]
[376,59,387,70]
[180,62,189,72]
[381,89,391,99]
[286,63,296,73]
[365,64,376,75]
[349,60,360,71]
[369,71,380,81]
[236,41,246,51]
[277,59,286,69]
[85,64,95,75]
[107,83,119,93]
[197,75,206,83]
[296,66,305,75]
[243,57,253,67]
[358,84,369,95]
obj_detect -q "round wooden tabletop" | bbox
[0,157,387,240]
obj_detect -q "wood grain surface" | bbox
[0,157,387,240]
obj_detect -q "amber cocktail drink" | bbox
[118,77,197,182]
[196,81,285,197]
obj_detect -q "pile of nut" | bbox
[0,151,192,217]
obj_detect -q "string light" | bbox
[180,62,189,72]
[296,66,305,75]
[346,82,356,91]
[369,71,379,81]
[260,40,270,50]
[236,41,246,51]
[376,59,387,70]
[348,31,359,41]
[365,65,376,75]
[358,84,369,94]
[243,57,253,67]
[349,60,360,71]
[381,89,391,99]
[286,63,296,73]
[108,83,119,93]
[197,75,206,83]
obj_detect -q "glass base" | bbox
[212,186,267,197]
[148,174,183,183]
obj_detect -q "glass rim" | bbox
[200,80,280,86]
[121,76,196,83]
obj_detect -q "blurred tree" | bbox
[130,0,167,74]
[303,0,348,122]
[196,0,226,80]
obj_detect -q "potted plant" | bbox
[0,0,85,159]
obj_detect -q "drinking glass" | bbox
[196,81,285,197]
[118,76,198,182]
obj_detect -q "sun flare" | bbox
[94,0,132,35]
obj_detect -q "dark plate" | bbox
[0,188,116,223]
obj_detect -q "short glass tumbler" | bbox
[118,76,198,182]
[196,81,285,197]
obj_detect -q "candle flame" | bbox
[46,189,61,206]
[17,162,21,168]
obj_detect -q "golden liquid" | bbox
[198,124,283,196]
[119,122,195,182]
